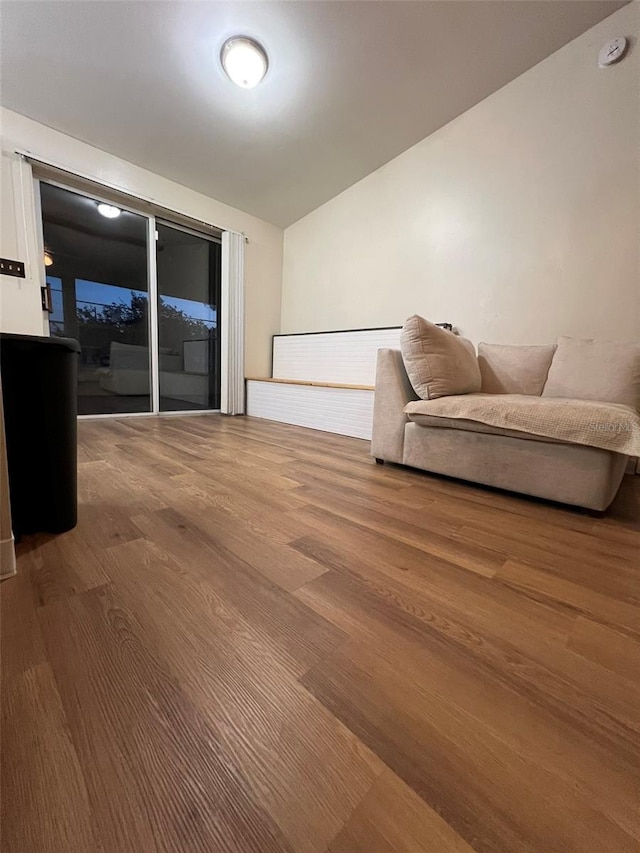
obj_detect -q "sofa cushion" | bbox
[406,412,569,444]
[404,393,640,457]
[478,343,556,396]
[400,315,481,400]
[543,336,640,410]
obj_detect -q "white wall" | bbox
[0,148,48,336]
[282,3,640,346]
[0,108,283,376]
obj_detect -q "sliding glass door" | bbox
[41,182,152,415]
[39,181,221,416]
[156,222,221,411]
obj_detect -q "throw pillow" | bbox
[400,315,481,400]
[478,343,556,396]
[542,336,640,410]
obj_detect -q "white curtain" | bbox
[220,230,245,415]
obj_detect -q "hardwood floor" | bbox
[2,414,639,853]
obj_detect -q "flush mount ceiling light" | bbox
[220,36,268,88]
[43,251,54,267]
[97,203,121,219]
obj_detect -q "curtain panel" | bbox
[220,230,245,415]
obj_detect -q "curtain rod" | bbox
[15,149,249,243]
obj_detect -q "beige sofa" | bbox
[371,342,637,511]
[99,341,209,404]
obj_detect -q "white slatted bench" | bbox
[245,327,402,439]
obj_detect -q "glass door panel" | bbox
[156,222,221,411]
[40,182,151,415]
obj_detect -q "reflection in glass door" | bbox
[40,182,152,415]
[156,221,221,411]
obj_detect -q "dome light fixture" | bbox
[220,36,268,88]
[44,251,54,267]
[97,203,121,219]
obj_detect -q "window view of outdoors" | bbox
[156,221,221,411]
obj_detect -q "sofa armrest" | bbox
[371,349,418,463]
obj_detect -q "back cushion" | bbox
[542,336,640,410]
[478,343,556,396]
[400,315,481,400]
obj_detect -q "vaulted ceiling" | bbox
[0,1,627,226]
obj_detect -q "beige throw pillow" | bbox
[478,343,556,396]
[542,336,640,410]
[400,315,481,400]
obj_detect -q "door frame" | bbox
[147,214,160,415]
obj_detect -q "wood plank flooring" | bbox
[2,414,639,853]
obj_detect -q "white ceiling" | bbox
[0,1,627,227]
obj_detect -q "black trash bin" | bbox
[0,333,80,536]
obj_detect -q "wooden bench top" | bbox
[245,377,375,391]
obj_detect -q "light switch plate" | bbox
[0,258,26,278]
